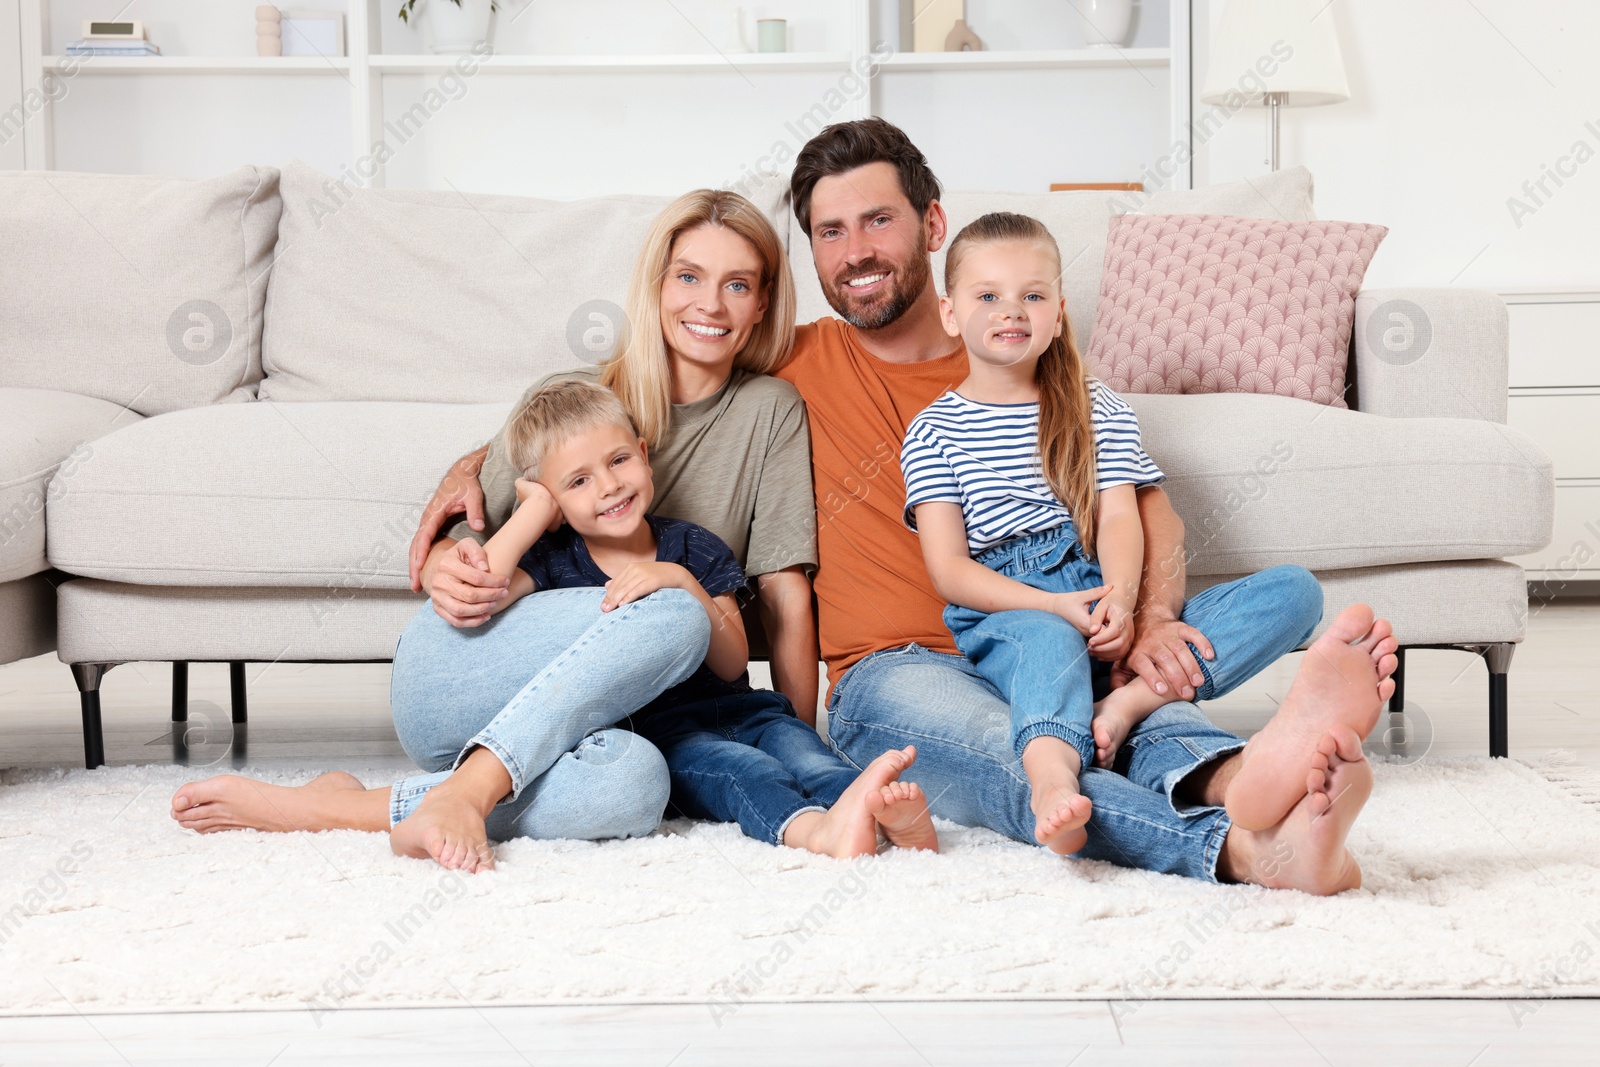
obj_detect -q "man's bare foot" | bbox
[1020,736,1092,855]
[1220,727,1371,895]
[783,746,918,859]
[1223,603,1398,831]
[867,779,939,852]
[389,747,511,873]
[1091,677,1167,769]
[170,771,380,833]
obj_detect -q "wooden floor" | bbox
[2,598,1598,1062]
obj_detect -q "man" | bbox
[403,120,1395,892]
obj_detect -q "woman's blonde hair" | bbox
[944,212,1101,557]
[601,189,796,447]
[505,379,637,479]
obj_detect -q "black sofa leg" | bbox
[229,661,248,725]
[70,663,116,770]
[1481,643,1514,759]
[1388,648,1406,715]
[172,661,188,723]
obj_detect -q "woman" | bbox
[170,190,818,869]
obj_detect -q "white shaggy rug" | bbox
[3,755,1600,1016]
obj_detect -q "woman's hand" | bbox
[428,538,509,628]
[600,562,694,612]
[1049,584,1110,636]
[408,446,489,592]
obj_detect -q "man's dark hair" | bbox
[789,118,942,240]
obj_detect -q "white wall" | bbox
[1191,0,1600,289]
[1,0,27,169]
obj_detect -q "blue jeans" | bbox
[943,524,1104,771]
[637,690,860,845]
[387,587,710,841]
[826,564,1322,881]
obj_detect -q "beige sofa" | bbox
[0,161,1552,767]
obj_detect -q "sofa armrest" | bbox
[1352,288,1508,422]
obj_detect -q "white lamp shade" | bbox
[1201,0,1351,107]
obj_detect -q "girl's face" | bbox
[939,239,1065,370]
[658,223,770,376]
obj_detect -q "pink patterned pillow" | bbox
[1086,214,1387,408]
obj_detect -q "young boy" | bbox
[485,379,939,858]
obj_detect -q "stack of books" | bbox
[65,38,162,56]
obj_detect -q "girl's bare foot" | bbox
[783,746,918,859]
[1223,603,1398,831]
[1020,736,1092,855]
[867,779,939,852]
[1220,729,1372,895]
[1091,677,1167,769]
[170,771,381,833]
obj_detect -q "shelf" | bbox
[45,55,351,73]
[370,52,853,74]
[879,48,1170,72]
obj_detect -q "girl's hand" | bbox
[511,478,563,532]
[1050,584,1110,636]
[601,562,694,612]
[1089,596,1137,662]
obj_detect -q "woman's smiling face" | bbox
[658,223,769,375]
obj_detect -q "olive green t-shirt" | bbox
[449,367,816,577]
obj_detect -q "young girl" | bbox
[900,211,1168,856]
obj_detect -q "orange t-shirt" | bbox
[777,318,969,691]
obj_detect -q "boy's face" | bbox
[537,422,654,541]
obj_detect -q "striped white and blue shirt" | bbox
[900,380,1164,554]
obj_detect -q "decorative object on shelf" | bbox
[944,18,982,52]
[67,18,160,56]
[755,18,787,53]
[1079,0,1134,48]
[1050,182,1144,191]
[1201,0,1350,171]
[399,0,498,56]
[256,6,282,58]
[910,0,962,52]
[279,9,344,57]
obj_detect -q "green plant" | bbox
[399,0,498,24]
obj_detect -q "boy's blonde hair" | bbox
[504,379,638,480]
[601,189,796,447]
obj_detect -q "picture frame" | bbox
[279,10,345,58]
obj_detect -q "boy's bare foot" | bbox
[1020,736,1092,855]
[1091,677,1167,769]
[1223,603,1398,831]
[784,746,918,859]
[867,779,939,852]
[1220,727,1372,895]
[171,772,380,834]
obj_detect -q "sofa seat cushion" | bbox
[46,400,511,588]
[0,388,144,583]
[1132,393,1554,577]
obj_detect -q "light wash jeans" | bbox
[387,586,710,841]
[942,524,1104,772]
[826,564,1323,881]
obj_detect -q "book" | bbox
[65,39,162,56]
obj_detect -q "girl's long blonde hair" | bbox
[944,212,1101,557]
[602,189,796,447]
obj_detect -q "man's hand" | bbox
[600,562,693,612]
[408,447,489,592]
[428,537,510,628]
[1114,613,1215,700]
[1048,584,1110,637]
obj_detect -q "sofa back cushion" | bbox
[0,165,280,415]
[787,167,1316,348]
[259,160,790,405]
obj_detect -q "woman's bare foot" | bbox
[867,779,939,852]
[1223,603,1398,831]
[389,748,512,873]
[1220,729,1372,895]
[783,746,918,859]
[1091,677,1167,769]
[1019,736,1092,855]
[170,771,382,834]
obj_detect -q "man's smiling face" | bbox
[806,161,938,331]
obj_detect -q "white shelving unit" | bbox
[18,0,1192,192]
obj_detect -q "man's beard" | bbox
[821,251,932,332]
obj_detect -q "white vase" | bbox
[1080,0,1134,48]
[425,0,493,55]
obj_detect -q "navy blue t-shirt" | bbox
[517,514,753,710]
